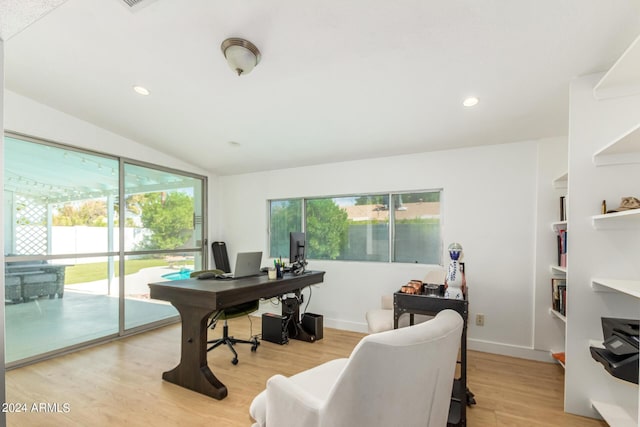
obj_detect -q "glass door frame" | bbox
[4,131,208,366]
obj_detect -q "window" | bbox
[268,190,441,264]
[269,199,302,259]
[392,191,441,264]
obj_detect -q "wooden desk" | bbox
[148,271,325,400]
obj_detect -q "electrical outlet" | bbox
[476,313,485,326]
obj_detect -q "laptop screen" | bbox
[230,251,262,278]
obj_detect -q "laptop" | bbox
[221,251,263,278]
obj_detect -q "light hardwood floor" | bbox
[5,316,606,427]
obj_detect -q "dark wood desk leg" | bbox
[161,304,228,400]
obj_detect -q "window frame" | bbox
[268,189,442,265]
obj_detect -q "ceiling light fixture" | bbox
[463,96,479,107]
[133,85,150,96]
[221,38,261,76]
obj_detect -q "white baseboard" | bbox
[321,317,555,362]
[467,339,555,362]
[324,318,369,334]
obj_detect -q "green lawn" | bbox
[64,259,193,284]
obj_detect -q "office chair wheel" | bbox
[251,344,258,352]
[231,358,239,365]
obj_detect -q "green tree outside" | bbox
[138,191,194,250]
[52,200,109,226]
[306,198,349,259]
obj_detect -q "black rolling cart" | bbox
[393,290,475,427]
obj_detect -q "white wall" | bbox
[4,90,209,176]
[217,140,555,358]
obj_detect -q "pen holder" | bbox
[276,264,283,279]
[268,268,277,280]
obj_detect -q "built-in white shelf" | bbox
[591,400,638,427]
[551,220,568,231]
[592,209,640,229]
[593,121,640,166]
[551,265,567,275]
[591,278,640,299]
[593,32,640,100]
[552,172,568,189]
[549,308,566,323]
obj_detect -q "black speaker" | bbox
[212,241,231,273]
[301,313,323,340]
[262,313,288,345]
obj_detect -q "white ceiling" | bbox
[3,0,640,175]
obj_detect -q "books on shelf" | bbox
[560,196,567,221]
[551,278,567,315]
[556,228,567,268]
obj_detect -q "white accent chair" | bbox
[365,268,446,333]
[249,309,463,427]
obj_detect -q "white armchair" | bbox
[365,268,446,333]
[249,309,463,427]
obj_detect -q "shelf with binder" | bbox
[553,226,568,270]
[550,277,567,317]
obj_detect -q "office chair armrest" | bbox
[265,374,323,427]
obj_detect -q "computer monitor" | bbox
[289,232,306,263]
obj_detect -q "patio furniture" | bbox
[4,275,22,303]
[5,261,67,302]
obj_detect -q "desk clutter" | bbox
[261,293,323,345]
[400,279,445,296]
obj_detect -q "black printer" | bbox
[590,317,639,385]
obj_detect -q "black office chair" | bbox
[190,270,260,365]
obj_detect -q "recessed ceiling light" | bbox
[463,96,479,107]
[133,85,150,96]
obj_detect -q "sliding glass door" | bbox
[3,134,206,364]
